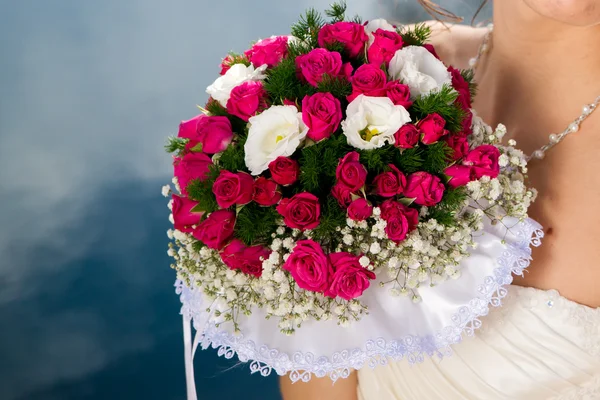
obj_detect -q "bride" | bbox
[280,0,600,399]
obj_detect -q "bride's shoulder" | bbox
[406,21,487,70]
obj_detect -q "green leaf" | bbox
[165,136,188,155]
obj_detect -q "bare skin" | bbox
[281,1,600,398]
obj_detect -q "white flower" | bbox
[388,46,451,99]
[342,95,411,150]
[161,185,171,197]
[359,256,370,267]
[206,63,267,107]
[244,105,308,175]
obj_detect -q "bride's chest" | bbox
[513,138,600,306]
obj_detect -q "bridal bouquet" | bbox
[163,2,540,390]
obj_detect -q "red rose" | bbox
[423,43,440,59]
[183,115,233,154]
[220,239,270,278]
[336,152,367,192]
[171,195,202,233]
[244,36,289,68]
[331,183,354,208]
[347,198,373,221]
[393,124,420,149]
[317,22,368,58]
[368,28,404,66]
[173,152,213,195]
[461,108,473,135]
[385,81,412,108]
[380,199,419,243]
[464,145,500,179]
[268,156,299,186]
[295,48,353,87]
[212,170,254,208]
[326,252,376,300]
[347,64,388,102]
[192,210,235,250]
[373,164,407,197]
[404,172,445,206]
[283,240,333,293]
[449,66,471,109]
[226,81,268,122]
[276,193,321,230]
[445,134,469,161]
[252,177,282,206]
[445,165,476,188]
[302,93,343,141]
[417,113,448,145]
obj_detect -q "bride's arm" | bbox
[279,372,358,400]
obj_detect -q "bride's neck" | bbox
[477,0,600,131]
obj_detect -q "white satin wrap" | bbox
[176,217,545,398]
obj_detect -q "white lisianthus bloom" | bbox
[206,63,267,107]
[342,95,411,150]
[388,45,451,99]
[244,105,308,175]
[364,18,398,45]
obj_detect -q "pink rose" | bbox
[393,124,420,149]
[252,177,282,206]
[368,28,404,66]
[220,239,269,278]
[347,198,373,221]
[295,48,353,87]
[192,210,235,250]
[423,44,440,59]
[219,239,245,269]
[185,116,234,154]
[347,64,388,102]
[385,81,412,108]
[336,152,367,192]
[317,22,368,58]
[283,98,297,107]
[171,195,202,233]
[283,240,332,293]
[380,199,419,243]
[178,115,204,139]
[464,145,501,179]
[268,157,299,186]
[404,171,445,206]
[244,36,289,68]
[326,252,376,300]
[302,93,342,141]
[276,193,321,230]
[173,152,213,195]
[226,81,268,122]
[373,164,407,197]
[212,170,254,208]
[445,165,476,188]
[417,113,449,145]
[331,183,354,208]
[219,55,234,75]
[445,134,469,161]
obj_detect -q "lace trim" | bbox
[550,374,600,400]
[176,219,544,382]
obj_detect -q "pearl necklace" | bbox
[469,25,600,161]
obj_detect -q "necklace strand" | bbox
[469,25,600,161]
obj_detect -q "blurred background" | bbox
[0,0,491,399]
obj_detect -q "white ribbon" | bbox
[183,316,200,400]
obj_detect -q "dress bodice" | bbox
[357,285,600,400]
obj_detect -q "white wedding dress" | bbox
[357,285,600,400]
